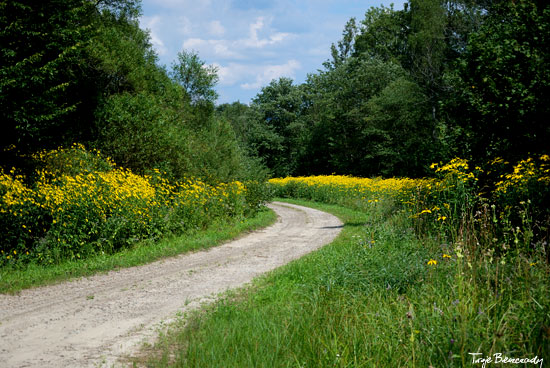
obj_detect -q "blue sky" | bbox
[139,0,406,104]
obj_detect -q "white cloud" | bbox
[215,60,301,89]
[209,20,225,37]
[215,63,248,85]
[181,16,292,61]
[177,16,194,35]
[240,59,301,89]
[242,17,291,48]
[142,0,409,103]
[183,38,243,59]
[149,0,212,9]
[182,38,204,49]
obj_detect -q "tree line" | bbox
[218,0,549,178]
[1,0,264,182]
[2,0,548,181]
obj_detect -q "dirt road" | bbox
[0,202,343,367]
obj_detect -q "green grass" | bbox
[0,207,277,294]
[138,198,550,367]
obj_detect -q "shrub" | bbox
[1,145,266,266]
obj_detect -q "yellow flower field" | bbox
[270,156,550,251]
[1,145,260,265]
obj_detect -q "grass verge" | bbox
[0,207,276,294]
[137,198,549,367]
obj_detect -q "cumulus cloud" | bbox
[240,59,301,89]
[140,0,408,102]
[231,0,273,11]
[243,17,291,48]
[177,16,194,35]
[150,0,212,9]
[183,38,243,59]
[209,20,225,37]
[214,60,301,90]
[181,16,292,60]
[214,63,249,86]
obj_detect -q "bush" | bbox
[269,157,550,259]
[420,156,550,258]
[1,145,266,266]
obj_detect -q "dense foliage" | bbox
[223,0,549,179]
[0,0,256,182]
[2,0,549,362]
[0,145,268,266]
[270,155,550,257]
[0,0,96,157]
[2,0,549,268]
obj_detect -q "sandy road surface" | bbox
[0,202,343,367]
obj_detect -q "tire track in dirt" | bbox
[0,202,343,367]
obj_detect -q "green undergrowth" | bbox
[0,207,276,294]
[139,198,549,367]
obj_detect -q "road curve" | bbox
[0,202,343,367]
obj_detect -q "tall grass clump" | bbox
[1,144,271,266]
[417,156,550,260]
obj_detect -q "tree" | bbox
[0,0,95,162]
[248,78,309,177]
[216,102,253,149]
[365,77,440,176]
[305,58,405,176]
[460,0,550,160]
[0,0,150,165]
[88,4,167,97]
[0,0,254,183]
[354,5,408,63]
[171,50,219,105]
[325,18,358,69]
[407,0,447,94]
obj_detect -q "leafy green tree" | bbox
[0,0,95,162]
[365,77,441,176]
[0,0,150,165]
[217,102,249,136]
[230,0,549,180]
[407,0,447,94]
[354,5,408,63]
[191,117,251,182]
[460,0,550,160]
[0,0,256,184]
[216,102,258,155]
[443,0,486,60]
[88,4,168,97]
[89,3,189,177]
[305,58,405,176]
[248,78,309,177]
[171,50,219,105]
[325,18,358,69]
[94,90,191,178]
